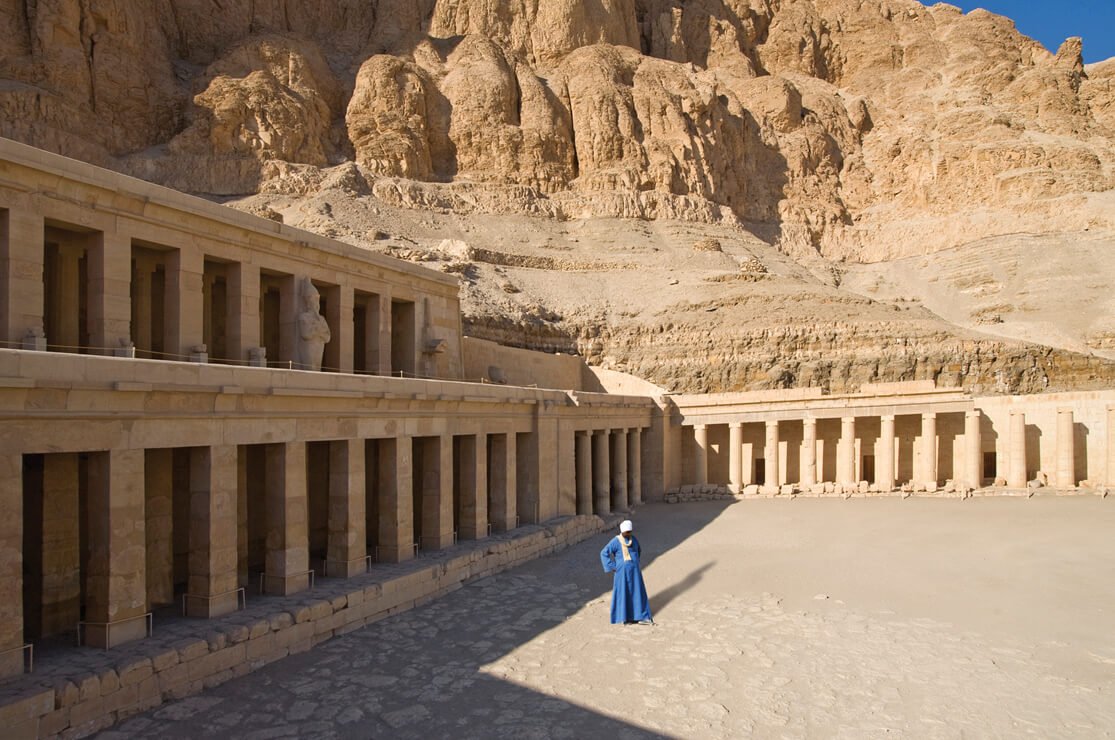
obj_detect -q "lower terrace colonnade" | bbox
[0,360,655,676]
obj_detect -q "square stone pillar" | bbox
[0,454,25,678]
[377,437,414,562]
[337,286,355,373]
[263,443,310,595]
[575,431,593,514]
[227,261,260,365]
[535,407,560,521]
[85,449,148,649]
[456,435,488,541]
[144,449,174,608]
[1056,408,1076,489]
[325,439,367,577]
[1008,411,1027,489]
[557,428,577,517]
[693,425,709,485]
[419,436,454,550]
[593,429,611,515]
[87,230,132,354]
[40,454,81,636]
[488,433,517,532]
[764,420,780,491]
[167,246,205,359]
[964,410,982,489]
[920,412,938,488]
[838,417,856,486]
[628,428,642,505]
[878,415,896,491]
[0,209,45,347]
[1107,405,1115,487]
[610,429,628,512]
[377,293,393,375]
[801,418,817,487]
[186,446,240,617]
[728,422,743,494]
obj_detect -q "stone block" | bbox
[53,680,79,709]
[0,688,53,726]
[823,482,835,494]
[174,638,210,663]
[117,657,153,687]
[743,484,759,496]
[151,648,180,673]
[225,624,251,644]
[98,669,121,695]
[780,484,795,496]
[40,707,70,737]
[248,619,271,640]
[76,675,101,702]
[309,600,333,621]
[269,612,294,631]
[246,633,277,662]
[156,662,189,695]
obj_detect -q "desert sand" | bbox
[97,496,1115,739]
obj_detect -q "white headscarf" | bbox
[620,520,633,533]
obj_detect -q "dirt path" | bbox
[98,497,1115,739]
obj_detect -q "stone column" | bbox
[337,286,355,373]
[186,446,240,618]
[145,449,174,608]
[0,454,23,678]
[764,420,780,490]
[325,439,367,577]
[611,429,628,512]
[167,246,205,359]
[1108,405,1115,487]
[85,449,148,648]
[377,437,413,563]
[0,210,45,347]
[839,417,856,485]
[575,431,592,514]
[377,293,393,375]
[419,434,452,548]
[1056,408,1076,489]
[487,433,516,533]
[693,424,709,485]
[628,428,642,505]
[801,418,817,487]
[264,443,310,595]
[921,412,938,488]
[457,435,487,541]
[87,231,131,354]
[593,430,611,514]
[965,410,982,489]
[1008,411,1027,488]
[878,415,896,491]
[728,422,743,494]
[40,454,81,636]
[227,261,260,365]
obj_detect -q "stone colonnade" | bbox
[0,357,653,675]
[688,408,985,492]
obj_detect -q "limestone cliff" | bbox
[2,0,1113,393]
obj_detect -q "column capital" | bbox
[1057,407,1074,415]
[765,419,779,429]
[965,409,981,418]
[881,414,896,423]
[594,428,611,436]
[802,416,817,425]
[922,411,937,420]
[729,421,743,430]
[693,423,707,431]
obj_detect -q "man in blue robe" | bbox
[600,520,653,625]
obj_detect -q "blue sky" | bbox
[941,1,1115,63]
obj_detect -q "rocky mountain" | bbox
[3,0,1114,393]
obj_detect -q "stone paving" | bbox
[95,499,1115,739]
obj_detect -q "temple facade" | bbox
[1,137,1114,726]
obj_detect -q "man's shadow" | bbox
[649,561,715,614]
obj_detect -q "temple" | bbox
[1,137,1114,733]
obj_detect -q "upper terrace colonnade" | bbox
[0,139,656,675]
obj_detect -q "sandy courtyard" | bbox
[97,497,1115,739]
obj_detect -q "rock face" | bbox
[2,0,1114,393]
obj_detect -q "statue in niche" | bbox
[297,277,331,371]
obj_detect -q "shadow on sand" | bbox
[104,500,736,739]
